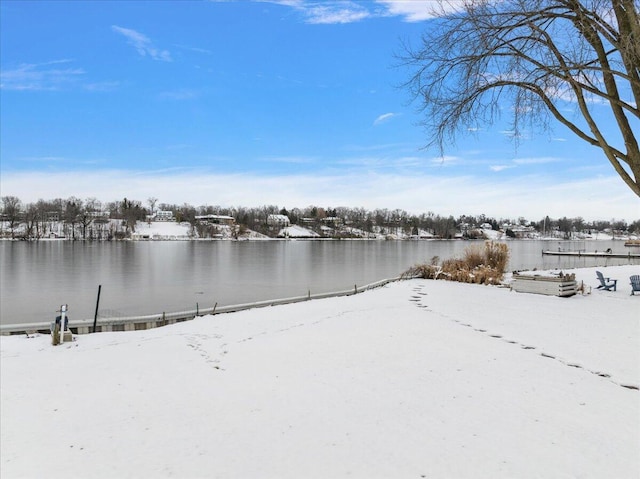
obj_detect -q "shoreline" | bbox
[1,235,637,242]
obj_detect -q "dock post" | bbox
[93,285,102,333]
[59,304,68,344]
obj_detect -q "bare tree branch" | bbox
[399,0,640,197]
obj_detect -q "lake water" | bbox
[1,239,637,325]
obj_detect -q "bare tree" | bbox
[147,197,158,217]
[23,203,39,240]
[78,198,100,240]
[121,198,143,234]
[64,197,82,240]
[2,196,23,239]
[400,0,640,196]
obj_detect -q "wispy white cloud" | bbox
[258,0,370,24]
[488,156,561,171]
[258,0,464,24]
[304,2,370,23]
[334,155,423,169]
[373,112,398,125]
[173,44,213,55]
[490,165,515,172]
[513,156,561,165]
[112,25,172,62]
[375,0,464,22]
[343,142,414,153]
[429,155,460,167]
[258,155,316,164]
[0,59,85,91]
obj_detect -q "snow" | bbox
[132,221,193,239]
[1,265,638,478]
[278,224,320,238]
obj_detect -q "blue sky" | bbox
[1,0,638,221]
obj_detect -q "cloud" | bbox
[512,157,561,165]
[259,0,370,24]
[303,2,370,23]
[488,156,560,171]
[335,155,423,169]
[429,155,459,167]
[173,44,213,55]
[490,165,515,172]
[0,60,85,91]
[375,0,464,22]
[373,112,398,125]
[111,25,172,62]
[258,0,465,24]
[2,168,637,221]
[258,155,316,164]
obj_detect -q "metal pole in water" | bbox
[93,285,102,333]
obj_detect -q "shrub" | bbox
[461,244,485,270]
[484,241,509,273]
[403,241,510,285]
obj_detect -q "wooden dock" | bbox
[542,250,640,259]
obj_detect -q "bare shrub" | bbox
[484,241,509,272]
[403,241,510,285]
[401,263,439,279]
[462,244,485,270]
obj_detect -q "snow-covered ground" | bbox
[278,224,320,238]
[1,265,638,478]
[132,220,193,239]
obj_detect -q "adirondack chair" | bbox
[630,275,640,295]
[596,271,617,291]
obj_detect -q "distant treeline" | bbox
[1,195,638,240]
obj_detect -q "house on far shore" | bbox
[153,210,175,222]
[267,214,290,228]
[195,214,235,226]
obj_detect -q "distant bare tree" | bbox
[400,0,640,196]
[121,198,143,234]
[64,197,82,240]
[147,197,158,217]
[2,196,23,239]
[23,203,39,239]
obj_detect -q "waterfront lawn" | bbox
[1,265,638,478]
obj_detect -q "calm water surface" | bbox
[1,239,636,325]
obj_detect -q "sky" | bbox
[1,0,638,222]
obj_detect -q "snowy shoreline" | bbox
[3,218,638,241]
[2,265,638,478]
